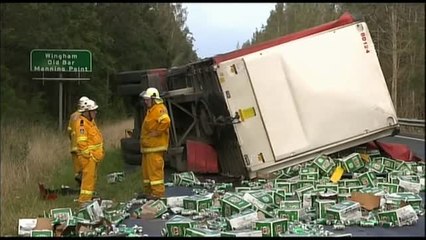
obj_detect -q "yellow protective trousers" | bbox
[141,152,165,198]
[78,156,98,205]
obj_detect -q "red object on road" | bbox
[186,140,219,173]
[367,141,422,162]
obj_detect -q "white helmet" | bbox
[79,99,98,112]
[78,96,89,105]
[140,87,160,99]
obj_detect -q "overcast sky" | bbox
[182,3,277,59]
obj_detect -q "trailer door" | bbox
[216,59,275,170]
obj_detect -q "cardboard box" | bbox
[382,157,399,170]
[299,166,320,180]
[274,209,300,222]
[50,208,73,224]
[325,200,361,222]
[316,184,338,192]
[315,199,336,219]
[76,201,103,224]
[272,191,286,205]
[344,179,361,187]
[225,209,258,230]
[312,154,336,175]
[348,186,364,193]
[183,195,212,212]
[377,182,399,193]
[359,187,385,196]
[386,192,423,210]
[220,229,263,237]
[280,200,301,209]
[338,187,350,194]
[30,230,54,237]
[107,172,124,183]
[166,215,196,237]
[186,228,221,237]
[255,218,288,237]
[357,172,377,187]
[18,218,47,236]
[337,193,351,203]
[243,191,275,211]
[295,185,314,200]
[166,195,188,208]
[349,192,381,211]
[368,159,385,173]
[341,153,365,173]
[221,194,252,217]
[297,180,316,189]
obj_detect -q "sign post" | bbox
[30,49,92,131]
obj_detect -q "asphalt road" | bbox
[123,135,426,237]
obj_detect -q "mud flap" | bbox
[186,140,219,174]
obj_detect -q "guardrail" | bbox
[398,118,425,128]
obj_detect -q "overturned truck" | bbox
[116,12,399,179]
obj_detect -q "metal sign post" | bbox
[30,49,92,131]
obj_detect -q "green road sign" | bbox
[30,49,92,72]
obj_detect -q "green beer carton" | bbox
[274,208,300,222]
[312,154,336,176]
[357,171,377,187]
[183,195,212,212]
[299,166,320,180]
[30,230,54,237]
[344,179,361,187]
[316,184,338,192]
[325,200,361,222]
[165,215,196,237]
[255,218,288,237]
[220,229,263,237]
[221,194,252,217]
[315,199,336,219]
[280,200,301,209]
[225,209,258,231]
[377,182,399,193]
[185,228,221,237]
[341,153,365,173]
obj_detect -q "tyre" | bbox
[120,138,140,154]
[123,152,142,165]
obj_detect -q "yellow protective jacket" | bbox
[74,115,105,162]
[141,101,171,153]
[67,110,81,153]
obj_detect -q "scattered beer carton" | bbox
[255,218,288,237]
[220,229,263,237]
[107,172,124,184]
[344,179,362,187]
[185,227,221,237]
[50,208,73,224]
[377,182,399,193]
[368,159,385,173]
[316,183,339,192]
[274,208,301,222]
[173,171,200,186]
[341,153,365,173]
[225,209,258,230]
[242,191,275,211]
[299,166,320,180]
[183,195,212,212]
[325,200,362,222]
[312,154,336,176]
[315,199,336,219]
[280,200,301,209]
[30,230,54,237]
[165,215,196,237]
[221,193,252,217]
[385,192,423,211]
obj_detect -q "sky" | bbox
[182,3,277,59]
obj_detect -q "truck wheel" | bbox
[120,138,140,154]
[196,100,215,138]
[123,152,142,165]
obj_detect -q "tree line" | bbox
[242,3,424,120]
[0,3,197,124]
[1,3,424,126]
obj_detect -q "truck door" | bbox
[216,59,276,172]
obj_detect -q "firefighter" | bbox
[139,87,171,199]
[74,99,105,206]
[67,96,90,187]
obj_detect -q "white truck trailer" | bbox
[117,12,399,179]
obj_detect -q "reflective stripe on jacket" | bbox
[141,102,171,153]
[74,115,104,162]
